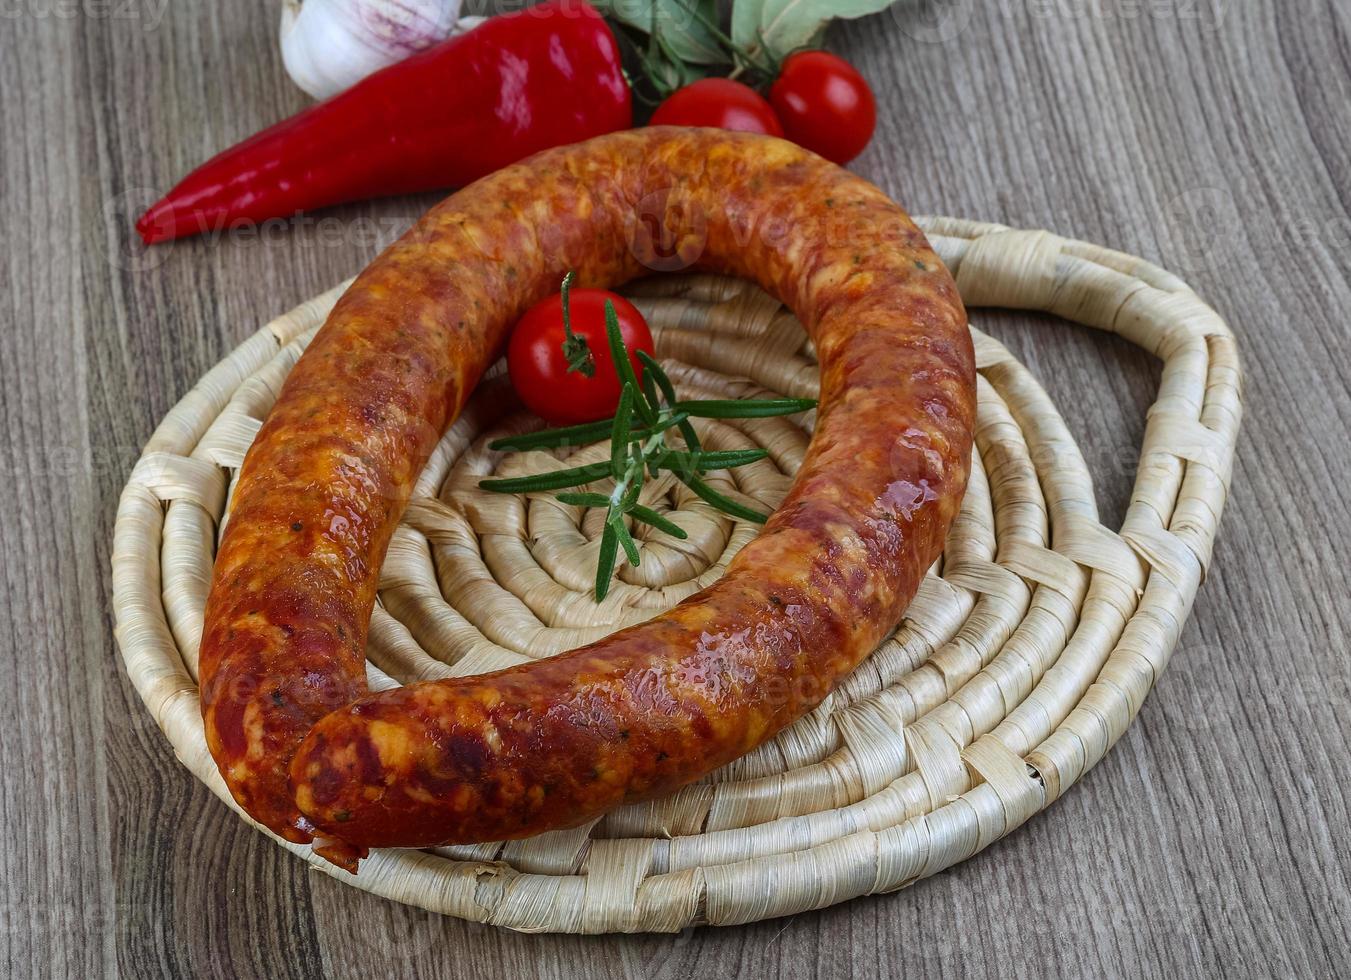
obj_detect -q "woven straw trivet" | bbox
[112,217,1241,933]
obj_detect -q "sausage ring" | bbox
[198,128,976,871]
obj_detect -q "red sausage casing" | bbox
[197,128,975,869]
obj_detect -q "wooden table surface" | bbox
[4,0,1349,976]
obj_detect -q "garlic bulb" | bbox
[280,0,482,100]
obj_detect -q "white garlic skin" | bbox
[280,0,478,101]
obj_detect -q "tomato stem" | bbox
[558,271,596,378]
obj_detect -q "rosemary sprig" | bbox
[488,412,689,453]
[481,292,816,601]
[477,459,616,495]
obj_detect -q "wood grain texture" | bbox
[1,0,1348,976]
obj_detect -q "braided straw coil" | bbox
[112,218,1241,932]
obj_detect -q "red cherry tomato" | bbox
[507,285,655,425]
[649,78,784,137]
[769,51,876,165]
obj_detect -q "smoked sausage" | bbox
[198,128,975,870]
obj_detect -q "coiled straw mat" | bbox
[112,217,1242,933]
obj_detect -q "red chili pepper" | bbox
[137,0,630,245]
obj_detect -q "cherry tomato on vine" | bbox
[649,78,784,137]
[769,51,876,165]
[507,277,655,425]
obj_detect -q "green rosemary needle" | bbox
[480,297,816,601]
